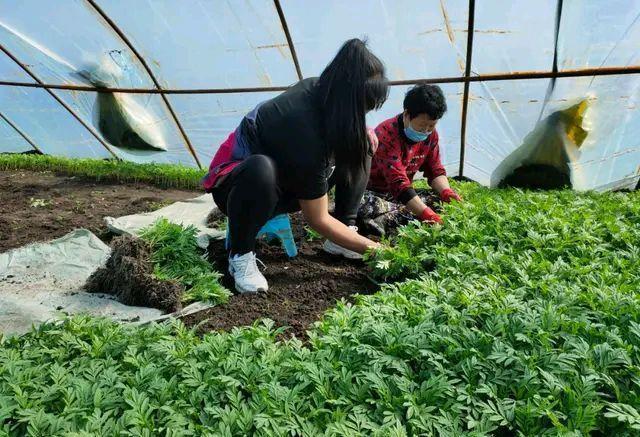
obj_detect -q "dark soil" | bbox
[500,164,571,190]
[0,170,199,253]
[85,235,184,313]
[183,212,378,340]
[206,208,227,229]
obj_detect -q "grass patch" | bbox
[0,153,206,190]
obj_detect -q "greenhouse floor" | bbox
[183,213,377,340]
[0,169,376,339]
[0,170,196,252]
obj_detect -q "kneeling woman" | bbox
[203,39,388,293]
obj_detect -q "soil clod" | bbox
[85,235,183,313]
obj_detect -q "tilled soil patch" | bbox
[2,171,378,340]
[0,170,199,252]
[183,212,378,340]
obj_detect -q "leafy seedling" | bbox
[29,197,51,208]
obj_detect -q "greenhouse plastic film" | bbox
[93,0,299,89]
[465,74,640,191]
[0,116,33,154]
[76,55,168,152]
[0,0,639,189]
[282,0,468,80]
[0,85,112,159]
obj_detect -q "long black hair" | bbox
[315,38,388,182]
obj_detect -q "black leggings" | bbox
[211,154,369,255]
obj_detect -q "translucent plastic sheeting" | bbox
[281,0,468,80]
[0,116,33,154]
[471,0,556,74]
[170,84,464,176]
[54,90,198,166]
[0,1,201,164]
[559,0,640,69]
[0,86,111,159]
[0,1,153,88]
[168,92,279,166]
[465,75,640,191]
[464,78,551,185]
[367,83,463,176]
[1,0,639,190]
[550,75,640,191]
[94,0,299,89]
[0,47,35,83]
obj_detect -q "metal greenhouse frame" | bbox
[0,0,639,179]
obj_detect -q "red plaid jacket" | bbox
[368,115,446,203]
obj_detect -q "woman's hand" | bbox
[299,195,379,254]
[367,127,379,153]
[420,207,443,224]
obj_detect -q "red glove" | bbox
[440,188,462,203]
[419,207,443,224]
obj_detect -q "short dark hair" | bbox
[403,84,447,120]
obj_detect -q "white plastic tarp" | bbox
[0,228,215,336]
[0,229,162,336]
[105,194,224,249]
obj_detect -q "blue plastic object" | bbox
[225,213,298,258]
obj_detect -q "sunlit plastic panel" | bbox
[281,0,468,80]
[94,0,299,89]
[464,75,640,190]
[0,116,34,154]
[543,75,640,191]
[0,1,154,87]
[471,0,556,74]
[367,83,464,177]
[0,48,35,82]
[464,78,551,185]
[167,92,280,166]
[53,90,200,167]
[558,0,640,69]
[0,86,111,159]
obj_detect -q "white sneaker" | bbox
[322,226,363,260]
[228,252,268,294]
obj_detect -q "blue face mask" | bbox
[404,123,431,143]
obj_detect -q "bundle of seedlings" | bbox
[86,219,229,312]
[206,208,227,230]
[85,234,183,312]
